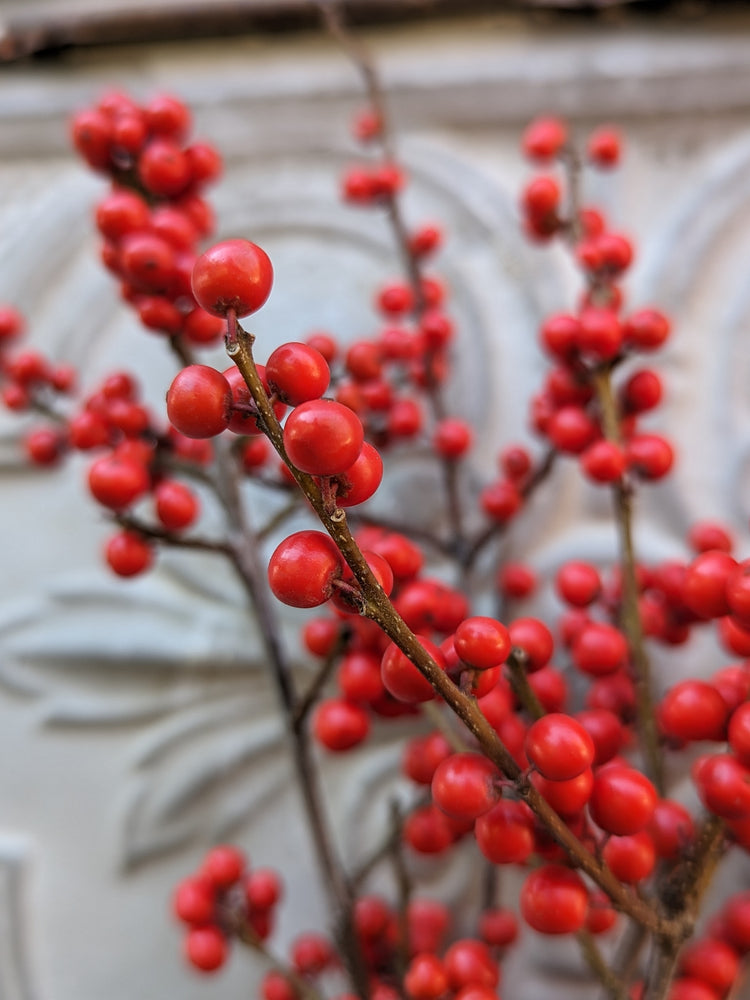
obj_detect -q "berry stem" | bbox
[506,648,545,720]
[591,364,664,794]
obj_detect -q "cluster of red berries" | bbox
[173,845,282,973]
[71,91,226,346]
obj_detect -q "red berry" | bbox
[508,617,554,672]
[404,954,448,1000]
[556,561,601,607]
[581,440,627,483]
[443,939,499,991]
[602,831,656,883]
[284,399,364,476]
[589,765,656,835]
[694,753,750,819]
[313,698,369,751]
[572,622,628,677]
[648,799,695,860]
[522,117,567,161]
[266,342,330,404]
[433,418,472,459]
[333,442,383,508]
[478,908,518,947]
[167,365,233,439]
[587,126,622,168]
[474,800,535,865]
[525,713,595,781]
[454,616,511,670]
[192,239,273,318]
[184,925,227,973]
[88,454,149,510]
[173,876,215,925]
[682,550,736,619]
[105,531,153,577]
[659,681,728,742]
[520,865,588,935]
[431,752,500,820]
[154,480,199,531]
[381,635,444,704]
[268,530,342,608]
[202,844,246,887]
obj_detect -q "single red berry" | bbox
[571,622,628,677]
[284,399,364,476]
[88,454,149,510]
[261,971,297,1000]
[381,635,444,704]
[182,307,225,346]
[648,799,695,860]
[525,713,595,781]
[521,117,567,161]
[474,800,535,864]
[154,480,199,531]
[313,698,370,751]
[589,765,657,834]
[659,681,728,742]
[581,440,627,483]
[243,868,282,911]
[682,549,737,619]
[409,224,443,257]
[480,479,523,523]
[520,865,588,935]
[522,175,561,219]
[454,616,511,670]
[265,342,330,404]
[531,767,593,815]
[478,908,518,948]
[575,709,623,765]
[508,617,554,672]
[443,939,499,991]
[602,831,656,883]
[105,531,153,577]
[268,530,342,608]
[25,427,66,466]
[556,561,601,607]
[404,954,449,1000]
[587,126,622,167]
[192,239,273,318]
[626,434,675,479]
[166,365,233,439]
[201,844,246,887]
[694,753,750,819]
[144,93,191,140]
[497,562,537,599]
[172,876,215,925]
[291,933,335,975]
[184,925,227,973]
[332,442,383,508]
[431,752,500,821]
[402,732,452,785]
[577,308,623,360]
[433,418,473,459]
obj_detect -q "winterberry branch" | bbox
[228,315,674,940]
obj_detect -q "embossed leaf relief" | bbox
[0,560,300,870]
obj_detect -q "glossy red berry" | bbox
[381,635,444,704]
[520,865,588,934]
[184,925,227,972]
[268,530,342,608]
[105,531,153,577]
[522,117,567,161]
[454,616,511,670]
[682,550,736,619]
[201,844,246,887]
[88,454,149,509]
[525,713,595,781]
[172,876,215,926]
[431,752,500,820]
[404,954,448,1000]
[659,681,728,742]
[443,939,499,991]
[192,239,273,318]
[587,126,622,167]
[266,342,330,404]
[508,617,554,672]
[474,800,535,865]
[284,399,364,476]
[556,561,601,607]
[571,622,628,677]
[166,365,232,438]
[155,480,199,531]
[589,765,657,834]
[313,699,370,751]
